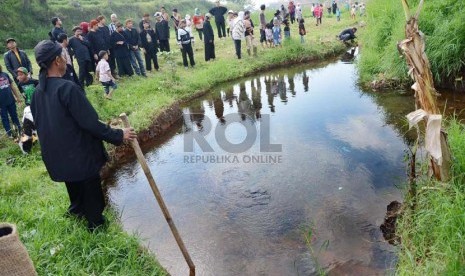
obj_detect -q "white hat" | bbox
[185,14,191,20]
[154,12,162,17]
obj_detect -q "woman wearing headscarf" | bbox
[192,8,205,41]
[231,11,245,59]
[203,13,215,61]
[31,40,136,232]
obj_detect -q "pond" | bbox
[107,50,432,275]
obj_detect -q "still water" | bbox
[108,53,415,275]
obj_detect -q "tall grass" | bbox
[396,118,465,275]
[358,0,465,87]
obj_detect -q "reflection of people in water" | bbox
[251,78,262,119]
[302,71,309,92]
[277,75,287,103]
[264,75,275,112]
[189,101,206,130]
[212,90,225,124]
[237,82,253,121]
[340,47,356,63]
[288,73,296,96]
[223,86,235,107]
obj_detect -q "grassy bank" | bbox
[357,0,465,88]
[396,119,465,275]
[1,9,349,274]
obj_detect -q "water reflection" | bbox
[109,58,414,276]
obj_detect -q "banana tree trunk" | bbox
[399,0,451,181]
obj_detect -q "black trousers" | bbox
[63,64,80,87]
[144,47,159,71]
[216,21,226,38]
[159,40,170,52]
[260,29,266,43]
[65,174,105,229]
[234,39,241,59]
[109,49,117,74]
[116,56,134,76]
[196,28,203,41]
[204,41,216,61]
[181,43,195,67]
[77,60,93,87]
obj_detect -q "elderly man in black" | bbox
[209,0,228,39]
[4,38,33,84]
[68,26,93,87]
[31,40,136,232]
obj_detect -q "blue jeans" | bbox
[129,49,146,76]
[0,102,21,136]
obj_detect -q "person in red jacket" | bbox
[192,8,205,41]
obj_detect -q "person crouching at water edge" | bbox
[31,40,137,232]
[177,20,196,69]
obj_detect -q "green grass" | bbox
[396,118,465,275]
[357,0,465,87]
[1,11,349,274]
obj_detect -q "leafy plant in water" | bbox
[303,224,330,276]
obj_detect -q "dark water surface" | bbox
[108,52,423,275]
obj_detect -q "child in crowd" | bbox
[283,19,290,39]
[16,67,38,153]
[265,23,273,47]
[177,19,196,68]
[95,51,117,99]
[336,8,341,21]
[272,21,282,47]
[298,18,306,43]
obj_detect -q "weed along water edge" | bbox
[108,54,413,275]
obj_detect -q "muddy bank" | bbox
[100,48,347,179]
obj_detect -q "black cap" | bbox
[6,38,15,44]
[172,8,178,12]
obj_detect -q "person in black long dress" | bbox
[203,13,216,61]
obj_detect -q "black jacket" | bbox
[124,28,140,48]
[203,21,215,42]
[155,20,170,40]
[111,31,131,58]
[68,36,91,62]
[51,27,66,42]
[3,49,33,78]
[87,30,108,57]
[209,6,227,23]
[97,25,112,50]
[31,77,123,182]
[140,29,159,51]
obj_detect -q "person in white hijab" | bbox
[231,11,245,59]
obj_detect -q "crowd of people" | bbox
[0,1,360,231]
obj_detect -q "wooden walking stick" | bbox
[119,113,195,276]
